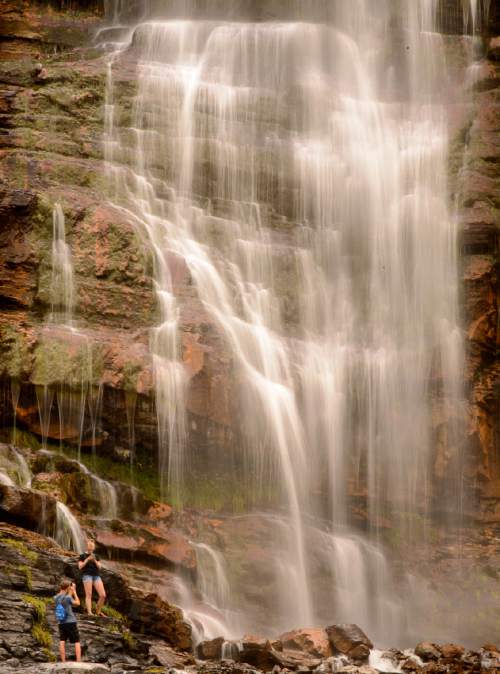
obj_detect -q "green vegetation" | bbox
[43,647,57,663]
[23,595,53,649]
[0,326,31,379]
[100,604,127,623]
[17,564,33,591]
[5,423,277,513]
[1,429,42,452]
[32,336,104,387]
[4,424,278,512]
[74,446,161,503]
[0,534,38,563]
[122,362,142,392]
[23,595,47,622]
[32,623,53,648]
[121,628,137,651]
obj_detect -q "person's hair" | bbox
[60,579,72,591]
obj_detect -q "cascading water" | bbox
[188,542,237,641]
[34,203,105,457]
[50,203,75,327]
[38,450,120,520]
[55,501,87,553]
[0,445,31,488]
[102,0,485,645]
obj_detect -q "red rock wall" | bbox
[0,0,498,518]
[460,26,500,519]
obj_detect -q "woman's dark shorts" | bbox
[58,622,80,643]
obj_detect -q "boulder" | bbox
[480,645,500,670]
[146,501,173,522]
[127,589,192,650]
[197,636,225,660]
[240,635,292,670]
[439,643,464,660]
[415,643,441,661]
[279,627,332,658]
[482,643,499,654]
[326,624,373,663]
[0,483,57,533]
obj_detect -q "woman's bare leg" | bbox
[94,578,106,615]
[83,580,93,615]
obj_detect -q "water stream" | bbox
[38,449,121,520]
[50,203,75,327]
[34,203,106,457]
[99,0,486,645]
[55,501,87,553]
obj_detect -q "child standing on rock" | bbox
[54,579,82,663]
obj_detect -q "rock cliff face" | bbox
[0,0,237,483]
[458,21,500,520]
[0,521,193,670]
[0,2,499,512]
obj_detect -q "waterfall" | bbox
[50,203,75,327]
[0,472,14,486]
[80,464,119,520]
[39,450,119,520]
[10,378,20,445]
[0,445,32,488]
[33,202,106,455]
[192,542,231,613]
[103,0,477,643]
[55,501,87,553]
[9,447,31,488]
[187,542,237,642]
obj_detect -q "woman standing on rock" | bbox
[78,538,107,616]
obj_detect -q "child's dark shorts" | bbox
[58,622,80,643]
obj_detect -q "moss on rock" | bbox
[32,335,104,387]
[23,595,53,648]
[0,326,32,379]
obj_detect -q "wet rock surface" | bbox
[278,628,333,659]
[0,0,237,471]
[326,625,373,663]
[0,0,497,520]
[0,2,499,669]
[458,31,500,516]
[0,521,192,671]
[1,520,500,672]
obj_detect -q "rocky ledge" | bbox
[0,522,193,672]
[1,521,500,674]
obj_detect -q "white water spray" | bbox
[55,501,87,553]
[102,0,478,643]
